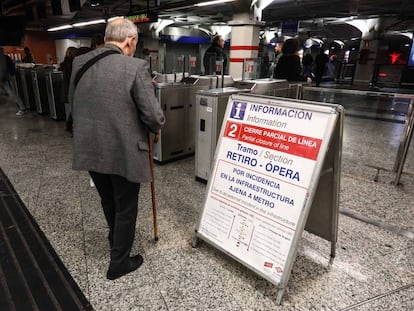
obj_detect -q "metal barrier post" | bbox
[10,76,19,97]
[296,83,303,99]
[242,59,246,80]
[393,98,414,172]
[394,98,414,185]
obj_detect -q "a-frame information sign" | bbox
[194,93,343,304]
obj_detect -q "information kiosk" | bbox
[193,94,343,304]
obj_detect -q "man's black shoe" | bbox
[106,255,143,280]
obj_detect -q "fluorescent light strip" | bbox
[72,19,106,27]
[48,18,106,32]
[107,16,124,22]
[47,25,72,32]
[195,0,236,7]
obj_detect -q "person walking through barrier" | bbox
[314,49,329,87]
[0,47,26,116]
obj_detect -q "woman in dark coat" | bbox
[22,47,35,63]
[59,47,78,103]
[59,47,78,132]
[273,38,311,82]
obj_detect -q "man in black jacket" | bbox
[314,49,329,86]
[203,35,227,75]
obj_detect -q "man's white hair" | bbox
[105,18,138,43]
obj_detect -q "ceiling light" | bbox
[108,16,124,22]
[90,0,102,7]
[72,19,106,27]
[195,0,236,7]
[304,37,323,49]
[47,25,72,31]
[333,40,345,49]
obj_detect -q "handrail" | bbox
[301,86,414,185]
[394,98,414,185]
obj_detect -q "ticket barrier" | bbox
[208,75,234,89]
[233,78,289,97]
[287,82,305,99]
[195,87,251,182]
[153,75,222,163]
[15,69,27,107]
[153,81,191,163]
[45,72,66,120]
[23,68,38,110]
[31,68,51,115]
[9,76,19,98]
[153,72,190,83]
[16,67,35,110]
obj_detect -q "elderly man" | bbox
[69,18,165,280]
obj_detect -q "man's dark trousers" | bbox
[89,171,140,266]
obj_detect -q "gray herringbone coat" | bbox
[69,44,165,183]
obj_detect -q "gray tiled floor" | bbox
[0,93,413,310]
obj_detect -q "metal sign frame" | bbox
[193,93,343,305]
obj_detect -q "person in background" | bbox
[269,39,284,78]
[259,45,270,79]
[77,46,93,55]
[141,48,157,84]
[203,35,227,75]
[0,47,27,116]
[142,48,151,67]
[22,47,35,63]
[273,38,312,83]
[301,53,314,79]
[91,34,104,49]
[326,54,339,81]
[273,40,284,66]
[314,48,329,87]
[142,48,150,58]
[69,18,165,280]
[59,47,78,132]
[65,41,102,133]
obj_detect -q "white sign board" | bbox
[196,94,338,286]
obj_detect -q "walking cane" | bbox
[148,132,159,241]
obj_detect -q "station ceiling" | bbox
[1,0,414,39]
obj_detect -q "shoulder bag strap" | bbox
[74,50,120,88]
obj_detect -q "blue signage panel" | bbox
[408,42,414,67]
[281,20,299,37]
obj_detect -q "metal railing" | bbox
[298,86,414,185]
